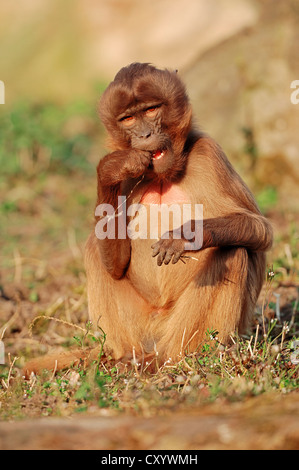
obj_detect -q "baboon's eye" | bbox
[120,115,136,126]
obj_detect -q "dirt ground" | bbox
[0,392,298,450]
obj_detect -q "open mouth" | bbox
[151,149,166,161]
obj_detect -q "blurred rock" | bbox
[183,0,299,206]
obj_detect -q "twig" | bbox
[0,306,21,340]
[253,324,259,355]
[29,315,86,337]
[106,174,145,221]
[132,346,140,377]
[3,355,19,390]
[247,336,254,358]
[180,327,187,357]
[230,334,236,345]
[0,326,7,342]
[183,329,199,353]
[50,360,58,381]
[280,323,289,351]
[261,268,275,338]
[180,255,199,262]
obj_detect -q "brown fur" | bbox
[24,63,272,377]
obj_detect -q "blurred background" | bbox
[0,0,298,359]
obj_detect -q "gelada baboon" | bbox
[24,63,272,377]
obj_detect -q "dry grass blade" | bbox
[28,315,87,337]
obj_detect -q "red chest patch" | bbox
[140,182,190,205]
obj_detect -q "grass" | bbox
[0,100,100,176]
[0,290,298,420]
[0,101,298,421]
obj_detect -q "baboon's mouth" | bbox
[151,149,166,161]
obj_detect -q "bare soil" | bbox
[0,392,298,450]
